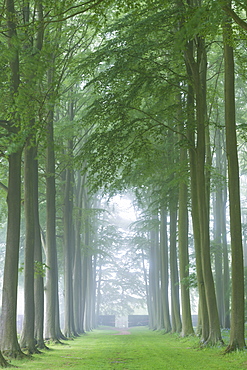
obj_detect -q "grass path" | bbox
[9,327,247,369]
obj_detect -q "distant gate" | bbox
[98,315,115,327]
[128,315,149,327]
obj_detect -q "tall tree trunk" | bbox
[0,0,24,360]
[81,252,88,333]
[73,173,83,333]
[141,248,150,320]
[148,214,160,330]
[222,159,230,329]
[20,141,37,354]
[44,93,59,341]
[64,140,76,337]
[1,151,24,359]
[148,218,158,330]
[80,189,91,333]
[85,253,94,331]
[185,32,222,345]
[160,208,171,332]
[186,40,209,342]
[33,149,46,349]
[214,129,225,328]
[223,3,246,351]
[178,139,194,336]
[169,197,182,333]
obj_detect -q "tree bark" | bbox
[169,197,182,333]
[44,97,59,341]
[213,129,226,328]
[185,32,222,345]
[0,0,24,360]
[223,3,246,351]
[64,141,76,337]
[33,149,46,349]
[178,139,194,336]
[148,214,160,330]
[1,151,24,358]
[73,173,83,333]
[20,141,37,354]
[160,208,171,332]
[186,40,209,342]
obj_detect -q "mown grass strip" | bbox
[8,327,247,369]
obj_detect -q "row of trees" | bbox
[0,0,247,367]
[77,0,247,351]
[0,1,148,366]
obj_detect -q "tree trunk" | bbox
[169,197,182,333]
[0,0,24,360]
[186,40,209,342]
[33,149,46,349]
[178,140,194,336]
[85,253,94,331]
[1,151,24,358]
[214,129,225,328]
[44,99,59,341]
[80,189,91,332]
[222,165,230,329]
[223,3,246,351]
[73,173,83,333]
[160,208,171,332]
[185,32,222,345]
[148,214,160,330]
[63,141,76,337]
[20,141,37,354]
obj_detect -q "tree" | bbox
[0,0,25,359]
[160,208,172,332]
[178,122,194,337]
[19,1,45,353]
[181,0,222,344]
[223,0,246,351]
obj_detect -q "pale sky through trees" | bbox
[109,194,137,227]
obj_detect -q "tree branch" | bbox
[0,182,8,192]
[123,105,189,141]
[222,5,247,30]
[44,0,106,24]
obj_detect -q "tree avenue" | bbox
[0,0,247,367]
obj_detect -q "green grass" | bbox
[7,327,247,369]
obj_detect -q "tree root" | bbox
[224,343,247,354]
[2,350,28,360]
[0,356,14,368]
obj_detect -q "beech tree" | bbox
[0,0,25,359]
[223,0,246,351]
[19,0,45,354]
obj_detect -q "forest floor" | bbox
[7,326,247,369]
